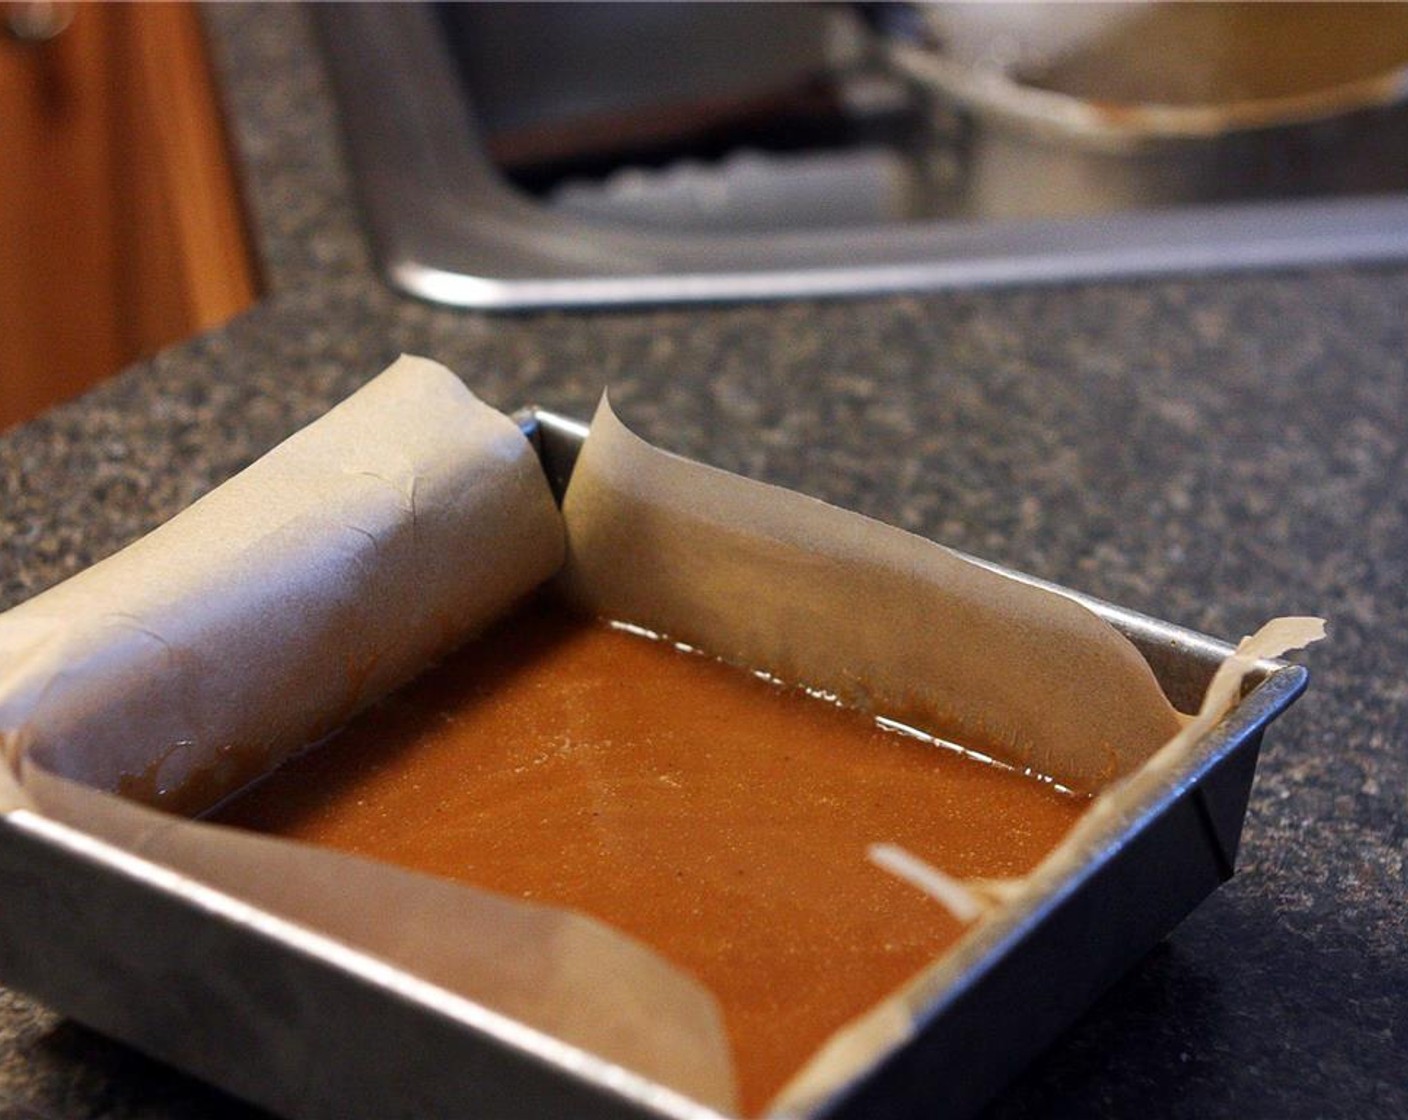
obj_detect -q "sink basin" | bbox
[316,2,1408,311]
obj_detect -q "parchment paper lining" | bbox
[0,357,1321,1118]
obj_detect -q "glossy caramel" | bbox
[212,598,1086,1113]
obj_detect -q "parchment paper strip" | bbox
[560,396,1185,793]
[19,765,738,1113]
[1,356,565,809]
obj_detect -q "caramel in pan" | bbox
[212,598,1087,1114]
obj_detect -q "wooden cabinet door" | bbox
[0,2,257,430]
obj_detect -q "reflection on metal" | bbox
[317,4,1408,311]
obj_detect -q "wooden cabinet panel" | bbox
[0,2,258,430]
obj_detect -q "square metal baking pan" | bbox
[0,408,1309,1120]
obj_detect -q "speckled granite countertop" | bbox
[2,6,1404,1119]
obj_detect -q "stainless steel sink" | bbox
[316,2,1408,311]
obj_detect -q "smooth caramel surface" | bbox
[212,598,1086,1114]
